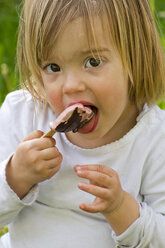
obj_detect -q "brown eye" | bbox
[86,57,102,68]
[46,63,60,72]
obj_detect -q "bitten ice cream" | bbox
[43,104,94,137]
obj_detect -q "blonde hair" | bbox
[17,0,165,109]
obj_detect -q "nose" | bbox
[63,70,86,94]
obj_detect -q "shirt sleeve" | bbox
[0,90,36,161]
[112,203,165,247]
[0,91,39,227]
[0,156,39,227]
[112,126,165,247]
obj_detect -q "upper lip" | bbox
[68,101,96,108]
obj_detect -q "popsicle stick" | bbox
[42,129,56,138]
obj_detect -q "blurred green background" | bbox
[0,0,165,239]
[0,0,165,106]
[0,0,20,104]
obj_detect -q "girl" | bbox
[0,0,165,247]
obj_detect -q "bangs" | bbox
[36,0,109,64]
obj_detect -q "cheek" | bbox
[97,81,128,102]
[41,71,62,112]
[46,90,62,114]
[95,73,129,109]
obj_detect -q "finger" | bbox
[37,137,56,150]
[76,170,112,188]
[79,202,105,213]
[78,182,110,200]
[44,163,62,180]
[24,137,56,151]
[40,147,61,160]
[41,137,56,146]
[75,164,116,177]
[44,154,63,169]
[23,130,44,141]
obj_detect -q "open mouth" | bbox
[78,104,99,133]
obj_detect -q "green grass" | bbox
[0,0,20,104]
[155,0,165,49]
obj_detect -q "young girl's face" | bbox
[41,17,138,148]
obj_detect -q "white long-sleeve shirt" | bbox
[0,90,165,248]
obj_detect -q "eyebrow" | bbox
[80,47,111,55]
[42,47,111,64]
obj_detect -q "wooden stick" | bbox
[42,129,56,138]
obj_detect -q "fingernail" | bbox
[77,170,83,175]
[75,165,81,170]
[78,182,84,187]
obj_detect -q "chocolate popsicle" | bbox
[43,104,94,138]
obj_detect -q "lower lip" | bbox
[77,112,99,134]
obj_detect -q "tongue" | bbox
[78,115,96,134]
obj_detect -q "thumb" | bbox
[23,130,44,141]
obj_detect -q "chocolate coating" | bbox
[55,108,83,132]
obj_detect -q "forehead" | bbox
[46,16,113,61]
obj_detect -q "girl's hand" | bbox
[6,130,63,198]
[74,164,139,235]
[74,164,124,215]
